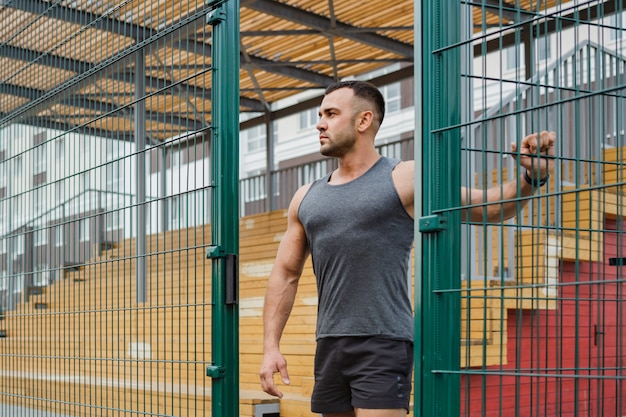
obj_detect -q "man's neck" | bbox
[330,150,381,185]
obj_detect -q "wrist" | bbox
[523,169,549,187]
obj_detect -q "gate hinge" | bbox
[419,215,447,233]
[206,8,226,25]
[206,364,226,379]
[206,245,225,258]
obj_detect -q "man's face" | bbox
[316,88,358,157]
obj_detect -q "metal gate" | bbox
[0,1,239,416]
[418,0,626,415]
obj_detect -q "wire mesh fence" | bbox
[0,1,239,416]
[420,0,626,415]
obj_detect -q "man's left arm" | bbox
[462,130,556,223]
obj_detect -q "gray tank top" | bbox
[298,157,414,341]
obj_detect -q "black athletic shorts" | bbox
[311,336,413,414]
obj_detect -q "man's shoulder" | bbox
[392,160,414,176]
[288,183,313,213]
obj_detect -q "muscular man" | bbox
[260,80,556,416]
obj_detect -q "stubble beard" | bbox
[319,130,357,158]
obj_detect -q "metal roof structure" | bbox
[0,0,619,141]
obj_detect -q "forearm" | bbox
[263,275,299,352]
[465,169,546,223]
[493,171,536,221]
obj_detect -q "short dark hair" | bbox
[324,80,385,126]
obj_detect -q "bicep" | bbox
[273,221,309,278]
[272,186,310,279]
[392,161,415,218]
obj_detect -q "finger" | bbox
[536,131,555,156]
[279,365,291,386]
[528,134,540,154]
[519,133,539,154]
[538,130,550,148]
[510,142,518,160]
[260,370,283,398]
[544,132,556,158]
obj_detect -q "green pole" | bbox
[418,0,461,415]
[207,1,240,416]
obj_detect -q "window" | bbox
[55,225,64,247]
[106,161,121,191]
[56,182,64,205]
[0,270,6,291]
[13,197,20,220]
[56,138,65,160]
[34,264,49,287]
[145,203,152,234]
[381,82,401,114]
[79,218,90,242]
[15,156,22,177]
[299,108,318,130]
[106,210,121,231]
[34,188,44,215]
[170,195,182,230]
[506,44,525,70]
[243,125,266,153]
[13,271,23,294]
[609,12,624,41]
[14,235,24,259]
[0,238,5,254]
[34,145,47,174]
[536,36,551,61]
[0,162,5,187]
[34,228,47,246]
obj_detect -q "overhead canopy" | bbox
[0,0,607,141]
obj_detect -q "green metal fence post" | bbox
[419,0,462,415]
[207,1,240,416]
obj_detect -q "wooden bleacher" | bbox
[0,212,287,417]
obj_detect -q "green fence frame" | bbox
[417,0,462,415]
[207,1,241,417]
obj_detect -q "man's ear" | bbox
[355,110,374,133]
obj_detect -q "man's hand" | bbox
[511,130,556,180]
[260,349,290,398]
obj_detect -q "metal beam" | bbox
[171,36,335,86]
[0,82,207,131]
[0,44,91,74]
[3,0,152,40]
[242,0,414,57]
[0,115,135,141]
[241,54,335,86]
[241,26,413,37]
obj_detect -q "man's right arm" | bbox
[259,184,311,398]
